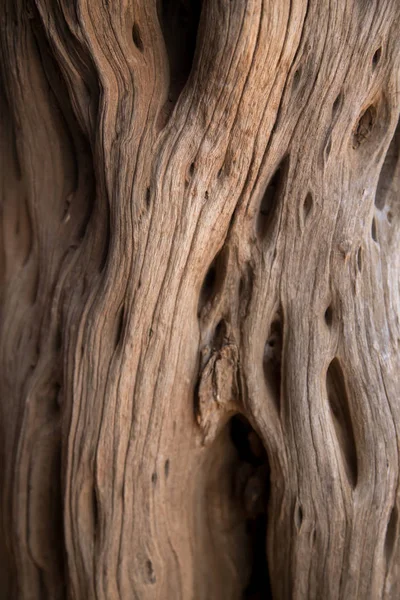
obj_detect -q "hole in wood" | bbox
[230,416,267,467]
[263,312,283,413]
[197,249,226,316]
[302,192,313,223]
[372,47,382,69]
[164,459,170,478]
[229,416,271,598]
[326,358,358,488]
[243,513,272,599]
[158,0,203,126]
[185,161,195,187]
[352,105,377,149]
[132,22,144,52]
[375,117,399,209]
[257,156,289,241]
[385,504,398,563]
[332,92,343,118]
[371,217,378,242]
[199,264,216,309]
[145,187,151,208]
[92,486,99,530]
[356,246,362,272]
[292,68,301,91]
[146,559,156,584]
[324,135,332,161]
[213,319,228,350]
[294,501,303,531]
[238,262,255,320]
[324,304,333,327]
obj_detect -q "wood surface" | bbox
[1,0,399,598]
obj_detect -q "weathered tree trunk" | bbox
[1,0,399,598]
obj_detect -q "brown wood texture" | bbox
[1,1,400,598]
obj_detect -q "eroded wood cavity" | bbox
[1,0,400,598]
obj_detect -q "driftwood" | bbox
[1,0,399,598]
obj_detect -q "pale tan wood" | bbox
[1,0,400,598]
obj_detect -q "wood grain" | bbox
[1,0,399,598]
